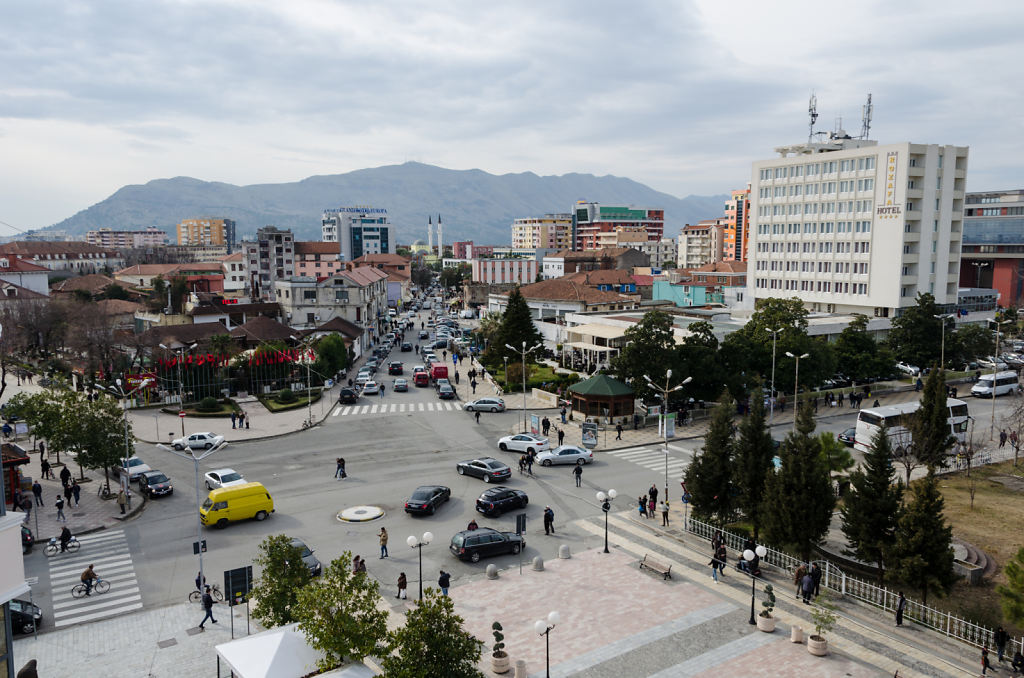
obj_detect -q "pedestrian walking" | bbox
[454,371,460,385]
[438,569,451,596]
[710,548,724,583]
[518,455,527,474]
[379,527,389,558]
[32,480,43,506]
[40,456,52,481]
[471,380,477,394]
[810,562,822,597]
[10,490,21,512]
[230,411,237,429]
[638,496,647,518]
[557,428,565,445]
[1000,429,1008,448]
[573,461,582,487]
[396,572,407,599]
[542,417,550,436]
[714,544,727,576]
[198,586,218,629]
[1010,430,1019,454]
[560,406,567,423]
[895,591,906,626]
[543,506,555,534]
[982,645,995,675]
[117,488,127,514]
[648,484,659,506]
[63,483,73,505]
[335,457,346,479]
[615,423,622,440]
[55,495,66,522]
[648,497,656,519]
[793,564,807,599]
[60,465,71,487]
[661,500,670,526]
[801,572,814,604]
[475,410,480,424]
[995,626,1009,663]
[838,391,844,407]
[71,479,81,506]
[526,451,534,476]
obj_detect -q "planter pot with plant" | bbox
[808,591,837,656]
[756,584,776,633]
[491,621,510,674]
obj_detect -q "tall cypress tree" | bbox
[840,426,903,583]
[486,285,543,367]
[907,366,954,475]
[761,402,835,561]
[683,397,735,527]
[733,390,775,540]
[888,471,958,604]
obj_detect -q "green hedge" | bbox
[259,389,323,413]
[160,399,239,418]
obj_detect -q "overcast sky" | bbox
[2,0,1023,234]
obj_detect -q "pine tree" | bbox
[840,426,903,583]
[683,397,735,527]
[486,285,543,367]
[761,402,835,561]
[997,547,1024,626]
[907,366,954,474]
[733,390,775,539]
[380,590,484,678]
[888,472,958,604]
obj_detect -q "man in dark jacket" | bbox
[438,570,451,596]
[543,506,555,535]
[810,562,822,597]
[198,586,218,629]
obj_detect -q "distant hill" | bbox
[47,162,729,245]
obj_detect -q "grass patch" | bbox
[258,389,323,412]
[494,365,570,393]
[160,401,239,418]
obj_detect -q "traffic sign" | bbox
[178,411,186,418]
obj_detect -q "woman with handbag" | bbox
[396,572,407,599]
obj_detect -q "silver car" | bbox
[536,445,593,466]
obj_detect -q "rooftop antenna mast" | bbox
[860,93,873,140]
[808,93,818,143]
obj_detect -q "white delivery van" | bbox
[972,370,1019,398]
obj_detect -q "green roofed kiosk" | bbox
[567,374,634,421]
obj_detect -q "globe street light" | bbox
[406,532,433,600]
[743,544,769,625]
[644,370,691,505]
[534,610,560,678]
[596,489,617,553]
[784,352,810,431]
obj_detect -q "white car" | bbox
[204,468,246,490]
[497,433,550,454]
[536,445,593,466]
[362,381,381,395]
[121,456,152,482]
[172,432,225,451]
[895,362,920,377]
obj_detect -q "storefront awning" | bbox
[568,323,626,340]
[568,341,618,353]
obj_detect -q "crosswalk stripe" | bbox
[55,602,144,628]
[49,552,131,576]
[48,529,142,630]
[418,403,425,411]
[52,583,141,607]
[331,406,341,417]
[50,562,136,586]
[668,444,693,455]
[342,406,352,416]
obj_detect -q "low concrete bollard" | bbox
[532,556,545,571]
[514,659,527,677]
[486,563,499,579]
[558,544,571,559]
[791,626,803,643]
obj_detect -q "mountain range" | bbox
[46,162,729,245]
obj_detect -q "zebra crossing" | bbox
[331,401,465,417]
[46,530,142,628]
[603,443,694,477]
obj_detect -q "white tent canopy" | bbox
[216,623,374,678]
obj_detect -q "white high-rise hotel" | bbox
[746,138,968,317]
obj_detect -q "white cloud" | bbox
[1,0,1023,233]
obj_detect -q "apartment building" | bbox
[511,214,573,250]
[960,189,1024,307]
[0,241,124,274]
[471,258,539,285]
[572,202,664,251]
[177,218,236,252]
[295,241,343,279]
[273,267,389,350]
[243,226,295,302]
[678,220,725,269]
[87,227,168,249]
[746,138,969,316]
[321,207,393,261]
[722,186,751,262]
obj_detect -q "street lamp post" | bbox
[934,314,954,373]
[768,328,782,421]
[534,611,560,678]
[744,544,769,625]
[406,532,433,600]
[102,377,153,498]
[290,335,316,428]
[644,370,691,506]
[784,352,810,431]
[503,356,509,393]
[990,318,1013,439]
[160,342,197,436]
[506,341,542,432]
[596,489,617,553]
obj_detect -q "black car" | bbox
[389,361,404,375]
[339,388,360,404]
[450,527,524,563]
[476,487,528,517]
[289,537,322,577]
[404,485,452,515]
[21,524,33,554]
[838,427,856,447]
[140,470,173,497]
[419,330,430,339]
[438,384,455,400]
[456,457,512,483]
[10,598,42,635]
[401,342,413,352]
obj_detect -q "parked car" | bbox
[140,470,173,497]
[497,433,549,453]
[404,485,451,515]
[362,381,381,395]
[9,598,42,635]
[288,537,322,576]
[536,445,593,466]
[438,384,455,399]
[475,486,528,517]
[465,397,506,413]
[895,362,920,377]
[435,378,451,391]
[838,427,856,447]
[172,432,225,451]
[120,455,152,482]
[450,527,524,563]
[419,330,430,339]
[393,378,409,392]
[339,388,360,404]
[21,524,33,554]
[456,457,512,483]
[389,361,404,375]
[204,468,246,490]
[979,357,1009,371]
[401,342,413,352]
[355,375,371,388]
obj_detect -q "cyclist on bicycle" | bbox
[60,526,72,553]
[81,564,98,595]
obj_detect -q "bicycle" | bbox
[189,583,224,603]
[71,577,109,598]
[44,536,80,556]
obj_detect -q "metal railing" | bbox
[685,516,1022,658]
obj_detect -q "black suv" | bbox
[450,527,524,563]
[339,388,359,404]
[140,470,173,497]
[475,487,528,517]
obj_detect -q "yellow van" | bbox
[200,482,274,528]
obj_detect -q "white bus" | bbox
[971,370,1019,398]
[854,398,969,455]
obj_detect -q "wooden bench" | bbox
[639,554,672,580]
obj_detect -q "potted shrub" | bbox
[808,591,837,656]
[491,621,510,674]
[756,584,776,632]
